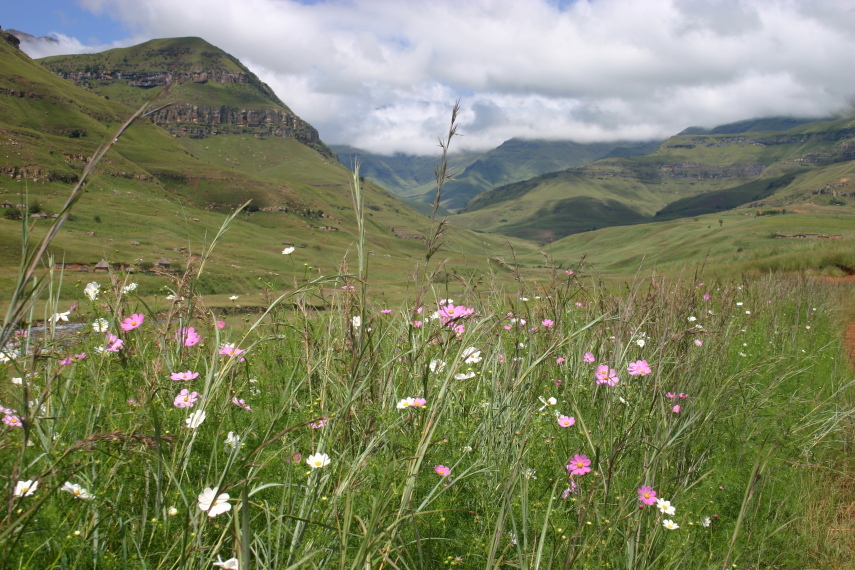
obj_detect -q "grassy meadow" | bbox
[2,214,854,568]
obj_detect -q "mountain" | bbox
[0,34,524,297]
[334,138,662,211]
[38,37,334,158]
[451,117,855,243]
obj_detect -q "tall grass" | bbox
[1,106,854,570]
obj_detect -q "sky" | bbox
[5,0,855,155]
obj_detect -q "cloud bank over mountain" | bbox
[19,0,855,154]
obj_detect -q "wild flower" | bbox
[120,313,145,331]
[663,519,680,530]
[216,320,226,329]
[224,432,241,449]
[703,293,711,300]
[229,295,239,301]
[462,346,482,364]
[637,486,657,505]
[562,479,578,497]
[412,398,426,407]
[232,397,252,411]
[105,333,124,352]
[575,302,582,307]
[397,397,416,409]
[122,283,138,294]
[656,498,676,515]
[198,487,231,517]
[541,319,554,327]
[219,344,246,358]
[84,282,100,300]
[565,269,574,275]
[437,304,474,323]
[412,320,423,327]
[672,405,681,414]
[583,352,595,363]
[50,311,71,323]
[13,480,38,497]
[173,389,200,409]
[679,393,688,399]
[556,357,565,364]
[538,396,557,410]
[60,352,86,365]
[523,468,537,480]
[701,516,711,527]
[306,452,330,469]
[380,309,392,314]
[454,371,475,380]
[213,557,240,569]
[11,377,22,385]
[282,246,295,254]
[627,360,651,376]
[92,318,109,332]
[61,482,95,500]
[167,506,179,516]
[310,419,327,428]
[351,315,362,328]
[2,414,22,428]
[178,327,201,347]
[557,415,575,427]
[171,370,200,381]
[595,365,619,386]
[429,359,446,373]
[636,338,646,347]
[666,392,677,399]
[566,454,592,476]
[694,339,703,346]
[434,465,451,477]
[687,316,697,322]
[185,410,206,429]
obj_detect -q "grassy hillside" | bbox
[0,35,534,300]
[453,117,855,243]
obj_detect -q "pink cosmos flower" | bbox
[434,465,451,477]
[557,415,575,427]
[595,365,619,386]
[703,293,711,300]
[310,419,327,429]
[380,309,392,314]
[219,344,246,357]
[575,302,583,307]
[694,339,703,347]
[178,327,201,347]
[437,304,474,324]
[232,397,252,411]
[678,393,688,399]
[412,320,423,328]
[61,353,86,366]
[638,486,658,505]
[105,333,124,352]
[566,454,592,476]
[216,320,226,329]
[541,319,554,328]
[173,389,200,409]
[3,414,23,428]
[565,270,574,275]
[120,313,145,331]
[627,360,652,376]
[412,398,427,408]
[583,352,595,364]
[665,392,676,399]
[672,405,681,414]
[562,478,578,497]
[556,357,565,364]
[171,370,200,382]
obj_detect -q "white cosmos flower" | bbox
[454,371,476,380]
[122,283,138,294]
[14,480,38,497]
[701,516,711,527]
[397,397,416,409]
[429,359,446,373]
[282,247,295,255]
[229,295,239,301]
[197,487,231,517]
[213,557,239,569]
[185,410,206,429]
[306,452,330,469]
[636,339,646,347]
[92,318,109,333]
[663,519,680,530]
[84,282,100,300]
[11,377,22,385]
[656,498,676,515]
[224,432,241,449]
[351,316,361,328]
[50,311,70,323]
[61,482,95,500]
[462,347,482,364]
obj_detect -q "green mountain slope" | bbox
[335,138,661,211]
[0,34,529,298]
[452,117,855,243]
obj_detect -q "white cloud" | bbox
[20,0,855,154]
